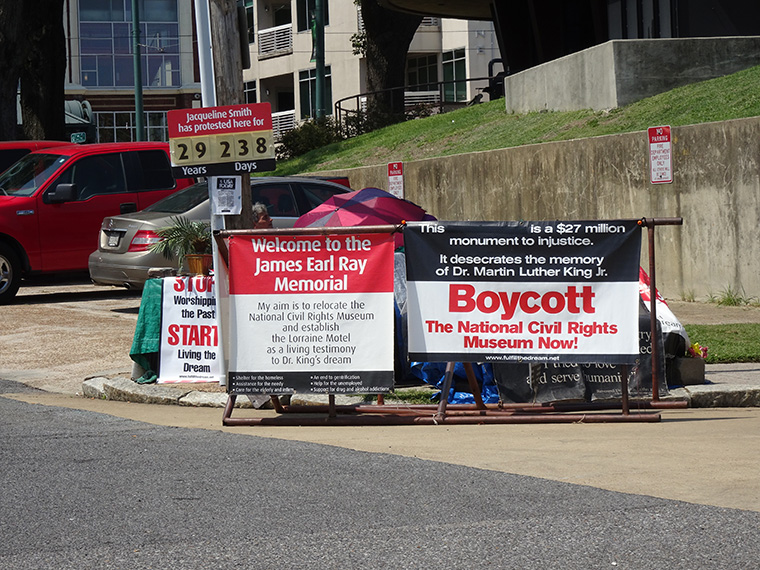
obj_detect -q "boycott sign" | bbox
[159,276,223,383]
[227,232,395,394]
[404,220,642,364]
[648,125,672,184]
[167,103,276,177]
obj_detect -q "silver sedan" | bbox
[88,176,350,289]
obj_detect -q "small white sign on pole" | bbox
[210,175,242,215]
[648,126,673,184]
[387,161,404,199]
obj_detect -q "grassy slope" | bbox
[271,63,760,176]
[274,65,760,363]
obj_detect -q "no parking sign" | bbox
[648,126,672,184]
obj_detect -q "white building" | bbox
[246,0,501,138]
[63,0,500,142]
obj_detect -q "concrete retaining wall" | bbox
[503,37,760,113]
[311,117,760,301]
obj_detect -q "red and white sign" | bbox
[168,103,272,139]
[159,276,223,383]
[226,232,396,394]
[648,125,672,184]
[387,161,404,199]
[167,103,276,177]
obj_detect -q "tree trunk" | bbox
[209,0,253,229]
[0,0,66,141]
[0,1,24,139]
[19,0,66,140]
[360,0,421,127]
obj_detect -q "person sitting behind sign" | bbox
[253,202,273,229]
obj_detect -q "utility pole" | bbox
[314,0,326,118]
[208,0,253,229]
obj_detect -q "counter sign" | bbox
[168,102,276,177]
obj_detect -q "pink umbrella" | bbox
[294,187,433,246]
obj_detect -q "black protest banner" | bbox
[404,220,641,364]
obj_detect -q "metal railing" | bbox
[334,76,494,138]
[258,23,293,59]
[272,109,297,140]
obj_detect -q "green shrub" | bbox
[276,117,342,160]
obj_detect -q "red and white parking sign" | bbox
[387,161,404,199]
[648,125,672,184]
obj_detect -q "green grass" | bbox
[360,388,436,405]
[684,324,760,364]
[269,63,760,176]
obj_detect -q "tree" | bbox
[0,0,66,141]
[354,0,422,129]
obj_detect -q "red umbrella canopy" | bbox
[295,187,433,247]
[294,187,430,229]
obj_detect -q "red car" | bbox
[0,142,193,303]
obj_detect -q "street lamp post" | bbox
[132,0,145,141]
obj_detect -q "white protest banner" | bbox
[159,275,223,383]
[404,220,642,364]
[227,232,395,394]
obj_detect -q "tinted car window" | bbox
[0,153,68,197]
[253,184,298,216]
[143,181,209,213]
[124,149,175,191]
[298,181,347,210]
[0,149,30,173]
[51,153,127,200]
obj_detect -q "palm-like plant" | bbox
[150,216,212,268]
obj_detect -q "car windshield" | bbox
[0,153,68,197]
[143,181,209,213]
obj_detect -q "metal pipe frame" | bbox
[220,218,684,426]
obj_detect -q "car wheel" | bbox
[0,243,22,304]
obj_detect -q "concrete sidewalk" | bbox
[7,389,760,514]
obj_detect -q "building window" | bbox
[244,0,254,43]
[296,0,329,32]
[442,48,466,102]
[299,66,332,119]
[78,0,180,88]
[244,80,257,104]
[95,110,168,142]
[407,54,438,91]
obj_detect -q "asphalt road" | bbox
[2,377,760,569]
[3,279,760,567]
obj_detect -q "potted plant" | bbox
[150,216,213,275]
[674,342,708,386]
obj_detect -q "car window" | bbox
[252,184,297,216]
[298,182,348,210]
[143,181,209,213]
[0,153,68,197]
[50,153,127,200]
[0,149,31,174]
[124,149,175,191]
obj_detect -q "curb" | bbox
[82,376,251,408]
[82,376,760,408]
